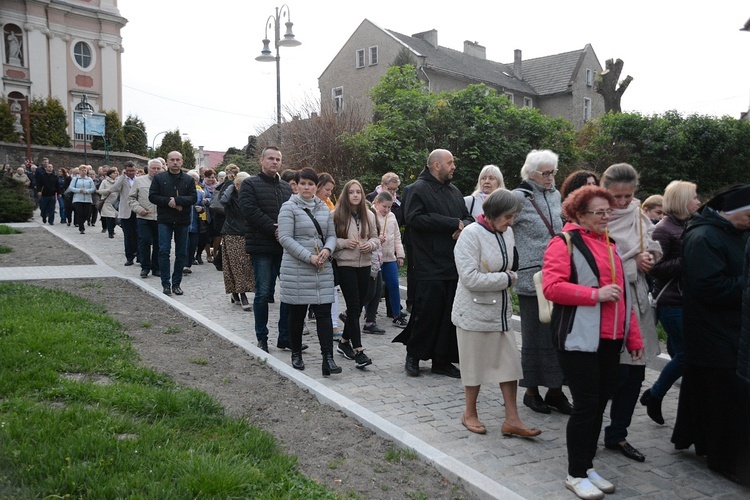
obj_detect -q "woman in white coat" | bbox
[452,188,541,438]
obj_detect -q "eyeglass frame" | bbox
[585,209,614,217]
[537,169,558,178]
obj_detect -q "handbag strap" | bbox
[653,277,675,305]
[302,208,326,245]
[526,193,555,237]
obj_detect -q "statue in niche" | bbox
[5,29,23,66]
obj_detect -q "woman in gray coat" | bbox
[278,168,341,375]
[512,149,572,415]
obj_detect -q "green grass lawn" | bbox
[0,282,336,498]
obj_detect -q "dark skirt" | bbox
[671,363,750,484]
[518,294,564,389]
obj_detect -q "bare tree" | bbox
[254,96,369,188]
[595,58,633,113]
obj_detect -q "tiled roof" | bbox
[521,49,584,96]
[387,28,588,98]
[387,30,537,95]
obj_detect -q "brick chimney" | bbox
[412,29,438,49]
[464,41,486,60]
[513,49,522,79]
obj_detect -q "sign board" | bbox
[73,112,106,136]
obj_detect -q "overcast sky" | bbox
[119,1,750,153]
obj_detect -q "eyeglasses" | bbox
[586,209,614,217]
[538,169,558,178]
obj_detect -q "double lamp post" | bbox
[255,4,301,145]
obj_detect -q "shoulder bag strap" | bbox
[527,193,555,237]
[302,208,326,245]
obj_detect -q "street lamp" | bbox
[77,95,94,164]
[255,4,301,145]
[105,125,147,162]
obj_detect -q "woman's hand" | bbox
[397,257,404,267]
[597,284,623,302]
[346,239,358,250]
[629,348,643,361]
[636,252,654,273]
[380,234,386,243]
[358,241,372,253]
[507,270,517,285]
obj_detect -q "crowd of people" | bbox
[11,145,750,498]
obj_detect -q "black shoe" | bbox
[42,218,46,223]
[101,228,106,233]
[140,270,149,278]
[108,234,114,239]
[363,323,385,334]
[230,293,240,304]
[339,312,347,323]
[162,286,172,296]
[152,270,160,277]
[173,286,183,295]
[258,340,269,353]
[523,393,551,414]
[322,353,341,376]
[354,350,372,369]
[276,341,308,351]
[183,268,192,274]
[605,441,645,462]
[405,353,420,376]
[291,352,304,370]
[196,257,203,264]
[545,392,574,415]
[337,340,355,360]
[124,260,134,266]
[640,389,665,425]
[79,229,85,234]
[431,362,461,378]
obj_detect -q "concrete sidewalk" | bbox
[2,216,747,499]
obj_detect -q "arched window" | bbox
[73,41,92,69]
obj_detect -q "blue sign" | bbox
[74,112,106,136]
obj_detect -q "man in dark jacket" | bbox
[36,162,58,225]
[239,146,295,353]
[393,149,474,378]
[148,151,197,296]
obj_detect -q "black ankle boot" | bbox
[291,351,304,370]
[322,352,341,376]
[640,389,664,425]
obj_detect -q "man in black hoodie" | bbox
[149,151,197,296]
[36,162,58,225]
[393,149,473,378]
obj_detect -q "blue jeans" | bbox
[651,306,685,399]
[381,261,402,317]
[137,218,159,273]
[39,196,55,223]
[251,253,288,343]
[57,196,66,223]
[158,223,189,288]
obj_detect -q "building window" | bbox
[369,46,378,66]
[73,41,93,69]
[332,87,343,113]
[523,97,533,108]
[583,97,592,122]
[504,92,514,105]
[355,49,365,68]
[586,69,594,87]
[4,24,24,66]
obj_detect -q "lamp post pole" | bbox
[256,4,301,146]
[79,95,94,165]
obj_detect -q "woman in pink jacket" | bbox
[542,185,643,500]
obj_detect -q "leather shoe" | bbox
[501,422,542,438]
[405,353,420,377]
[162,286,171,296]
[291,352,304,370]
[640,389,665,425]
[523,393,551,414]
[461,415,486,434]
[257,340,269,353]
[277,341,308,351]
[140,270,149,278]
[124,260,134,266]
[605,441,645,462]
[431,362,461,378]
[172,286,183,295]
[545,392,574,415]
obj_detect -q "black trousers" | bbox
[558,339,622,478]
[289,303,333,354]
[73,202,91,231]
[337,265,370,349]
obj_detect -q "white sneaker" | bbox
[565,476,604,500]
[586,469,614,493]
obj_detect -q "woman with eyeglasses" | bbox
[600,163,662,463]
[542,185,643,499]
[512,149,572,416]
